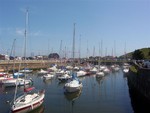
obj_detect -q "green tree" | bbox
[48,53,59,59]
[148,48,150,56]
[132,50,144,60]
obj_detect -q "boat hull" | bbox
[43,74,54,80]
[2,79,32,87]
[12,99,44,113]
[64,84,82,93]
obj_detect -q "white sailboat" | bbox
[37,69,48,75]
[10,9,45,113]
[96,41,104,78]
[64,72,83,93]
[58,73,71,81]
[76,70,87,77]
[2,78,32,87]
[122,42,130,74]
[123,68,129,73]
[90,67,98,74]
[64,23,83,93]
[11,87,45,113]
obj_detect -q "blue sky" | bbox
[0,0,150,58]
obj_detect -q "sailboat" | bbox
[64,72,82,93]
[122,42,130,74]
[64,23,83,93]
[2,78,32,87]
[64,87,81,101]
[96,41,104,78]
[10,9,45,113]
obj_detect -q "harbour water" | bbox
[0,70,137,113]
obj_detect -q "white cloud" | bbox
[16,28,24,36]
[30,31,41,37]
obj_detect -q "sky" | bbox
[0,0,150,58]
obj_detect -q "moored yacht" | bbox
[64,72,83,93]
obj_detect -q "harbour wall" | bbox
[0,59,132,72]
[0,60,58,72]
[127,62,150,101]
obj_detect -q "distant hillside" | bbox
[119,47,150,60]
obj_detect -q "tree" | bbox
[148,48,150,56]
[132,50,144,60]
[48,53,59,59]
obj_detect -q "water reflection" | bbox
[0,70,136,113]
[43,79,53,85]
[57,80,66,88]
[64,90,81,101]
[64,90,81,113]
[129,88,150,113]
[95,76,104,85]
[123,72,129,78]
[1,84,32,94]
[28,104,45,113]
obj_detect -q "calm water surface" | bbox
[0,70,134,113]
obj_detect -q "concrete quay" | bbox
[0,60,60,72]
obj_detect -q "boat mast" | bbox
[13,10,28,102]
[59,40,62,65]
[6,39,16,74]
[24,9,28,71]
[124,42,126,62]
[78,35,81,64]
[98,42,100,72]
[72,23,75,67]
[23,9,28,90]
[12,39,16,74]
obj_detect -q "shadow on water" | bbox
[8,104,45,113]
[64,90,81,101]
[64,90,82,113]
[43,79,53,85]
[129,88,150,113]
